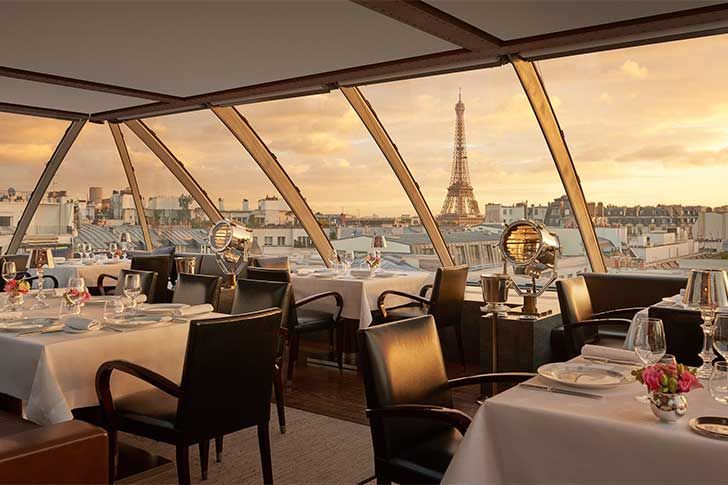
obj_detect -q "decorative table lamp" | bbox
[498,220,560,318]
[208,220,252,288]
[28,248,55,309]
[683,269,728,379]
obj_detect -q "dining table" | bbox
[290,271,433,328]
[0,293,224,425]
[442,355,728,484]
[28,258,131,288]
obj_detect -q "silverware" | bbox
[16,326,65,337]
[582,356,640,367]
[519,383,603,399]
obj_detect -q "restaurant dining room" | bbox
[4,1,728,484]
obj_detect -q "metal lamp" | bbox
[208,220,253,288]
[28,248,55,309]
[499,220,560,317]
[682,269,728,379]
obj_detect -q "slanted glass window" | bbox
[539,34,728,275]
[362,65,590,284]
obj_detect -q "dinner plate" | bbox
[689,417,728,440]
[537,362,634,389]
[311,272,336,279]
[106,315,172,329]
[0,318,52,332]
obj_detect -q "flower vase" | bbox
[649,392,688,422]
[6,293,23,311]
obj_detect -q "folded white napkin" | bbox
[54,257,66,264]
[63,316,100,331]
[581,344,640,364]
[175,304,214,317]
[0,312,22,320]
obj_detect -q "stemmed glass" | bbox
[84,243,93,262]
[633,316,666,402]
[63,277,86,316]
[344,250,354,274]
[109,242,118,259]
[123,273,141,315]
[713,312,728,361]
[2,261,17,284]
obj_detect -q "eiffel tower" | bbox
[437,90,482,226]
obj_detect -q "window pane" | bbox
[239,92,438,272]
[362,66,590,283]
[0,113,67,253]
[539,34,728,275]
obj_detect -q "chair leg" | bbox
[176,445,191,485]
[273,363,286,433]
[257,423,274,485]
[336,324,344,375]
[454,322,466,371]
[286,334,299,384]
[107,428,118,484]
[199,440,210,481]
[215,436,224,463]
[328,327,335,353]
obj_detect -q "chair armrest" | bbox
[419,284,433,298]
[377,290,430,319]
[95,360,181,424]
[0,420,108,484]
[96,273,118,295]
[448,372,537,389]
[366,404,471,435]
[563,318,633,330]
[24,275,59,288]
[296,291,344,321]
[592,307,645,319]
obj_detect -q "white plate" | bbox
[311,272,336,279]
[0,319,50,332]
[107,315,172,329]
[537,362,635,389]
[349,270,372,279]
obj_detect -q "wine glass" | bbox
[66,277,86,305]
[123,273,141,314]
[633,316,666,402]
[710,361,728,405]
[103,297,125,324]
[328,250,339,268]
[344,250,354,273]
[109,242,118,259]
[2,261,17,283]
[713,312,728,361]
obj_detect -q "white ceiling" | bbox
[427,0,723,41]
[0,77,150,113]
[0,1,455,99]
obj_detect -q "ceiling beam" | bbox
[0,101,87,122]
[350,0,502,51]
[0,66,182,102]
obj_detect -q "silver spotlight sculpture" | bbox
[499,220,560,317]
[208,220,253,288]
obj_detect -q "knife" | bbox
[16,325,65,337]
[519,383,603,399]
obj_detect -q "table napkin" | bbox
[0,312,23,320]
[63,316,101,331]
[175,304,214,317]
[581,344,640,364]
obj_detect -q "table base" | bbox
[306,351,358,372]
[116,441,174,483]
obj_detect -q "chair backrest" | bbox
[250,256,290,271]
[428,265,468,328]
[0,254,29,274]
[231,279,290,327]
[113,269,158,300]
[556,276,594,324]
[244,268,296,328]
[358,315,453,459]
[131,255,171,303]
[173,273,222,309]
[176,309,282,440]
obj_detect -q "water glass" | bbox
[634,317,666,365]
[2,261,16,283]
[713,313,728,360]
[123,274,142,313]
[59,300,81,318]
[344,250,354,272]
[103,298,125,324]
[710,361,728,405]
[658,354,677,366]
[66,277,86,306]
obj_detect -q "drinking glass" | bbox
[633,317,666,402]
[329,250,339,268]
[123,273,142,314]
[103,297,125,324]
[66,277,86,306]
[710,361,728,405]
[2,261,17,283]
[713,313,728,361]
[84,243,93,261]
[658,354,677,366]
[344,250,354,273]
[109,242,118,258]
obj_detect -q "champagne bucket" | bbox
[481,274,510,305]
[175,256,197,275]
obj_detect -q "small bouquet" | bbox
[3,279,30,296]
[633,363,702,394]
[365,254,381,269]
[64,288,91,306]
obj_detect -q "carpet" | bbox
[123,406,374,484]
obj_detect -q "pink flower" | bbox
[642,367,663,393]
[678,370,702,392]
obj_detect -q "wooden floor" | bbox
[282,339,482,426]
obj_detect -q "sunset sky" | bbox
[3,33,728,216]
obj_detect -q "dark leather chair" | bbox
[173,273,222,310]
[246,267,344,383]
[0,254,28,274]
[0,411,108,484]
[377,265,468,368]
[131,255,173,302]
[232,279,291,435]
[250,256,290,270]
[359,315,534,484]
[97,269,158,301]
[96,309,282,485]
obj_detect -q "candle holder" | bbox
[28,248,55,310]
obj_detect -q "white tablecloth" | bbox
[29,260,130,288]
[0,297,223,425]
[291,272,432,328]
[443,363,728,484]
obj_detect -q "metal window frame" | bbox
[109,123,153,250]
[510,56,607,273]
[124,119,223,222]
[211,106,336,266]
[6,119,87,254]
[340,86,455,266]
